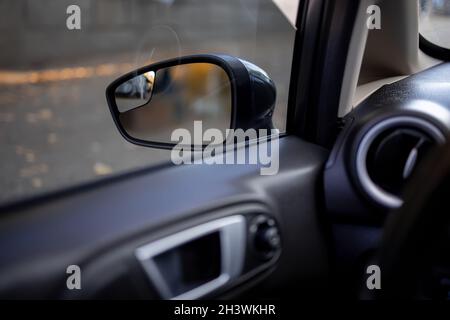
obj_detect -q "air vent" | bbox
[355,116,446,208]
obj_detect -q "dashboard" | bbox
[325,62,450,221]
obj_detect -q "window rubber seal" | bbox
[419,34,450,61]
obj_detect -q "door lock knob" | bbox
[250,215,281,260]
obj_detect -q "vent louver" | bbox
[355,116,446,208]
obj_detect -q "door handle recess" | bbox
[135,215,246,300]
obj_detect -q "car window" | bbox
[0,0,299,204]
[419,0,450,50]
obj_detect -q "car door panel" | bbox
[0,136,329,299]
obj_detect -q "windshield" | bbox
[0,0,299,204]
[420,0,450,50]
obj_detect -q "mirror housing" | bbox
[106,54,276,149]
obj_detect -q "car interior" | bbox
[1,0,450,301]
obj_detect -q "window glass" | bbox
[420,0,450,50]
[0,0,298,203]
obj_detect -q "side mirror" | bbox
[106,54,276,149]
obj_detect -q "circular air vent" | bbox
[355,116,446,208]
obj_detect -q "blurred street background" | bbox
[0,0,298,203]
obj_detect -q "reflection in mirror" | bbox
[115,71,155,112]
[116,63,232,146]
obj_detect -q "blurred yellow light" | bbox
[0,63,136,85]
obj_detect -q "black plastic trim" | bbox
[287,0,359,148]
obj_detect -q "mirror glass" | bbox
[115,63,232,146]
[116,71,156,112]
